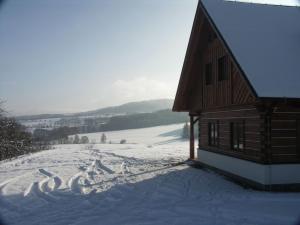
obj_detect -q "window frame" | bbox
[230,120,245,151]
[297,120,300,158]
[218,56,228,81]
[208,32,217,43]
[205,62,213,85]
[208,121,219,147]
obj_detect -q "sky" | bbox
[0,0,198,116]
[0,0,299,116]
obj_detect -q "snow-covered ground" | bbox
[0,124,300,225]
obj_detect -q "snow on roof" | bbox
[226,0,300,7]
[201,0,300,98]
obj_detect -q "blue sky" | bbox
[0,0,197,115]
[0,0,299,116]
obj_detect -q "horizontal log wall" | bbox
[198,105,264,163]
[270,104,300,163]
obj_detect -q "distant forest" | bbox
[100,109,187,131]
[32,109,188,144]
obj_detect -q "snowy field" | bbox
[0,124,300,225]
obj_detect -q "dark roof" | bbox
[201,0,300,98]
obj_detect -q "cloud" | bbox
[5,77,178,116]
[110,76,176,103]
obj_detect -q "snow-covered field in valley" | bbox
[0,124,300,225]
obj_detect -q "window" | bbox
[208,121,219,146]
[198,121,201,149]
[208,32,217,43]
[205,63,213,85]
[230,121,245,151]
[297,120,300,157]
[218,56,228,81]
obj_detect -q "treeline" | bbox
[49,109,187,134]
[100,109,187,131]
[30,109,187,144]
[33,126,79,144]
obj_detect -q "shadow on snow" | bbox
[0,167,300,225]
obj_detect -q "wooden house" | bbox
[173,0,300,190]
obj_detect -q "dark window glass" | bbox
[205,63,212,85]
[297,120,300,157]
[208,121,219,146]
[218,56,228,81]
[230,121,245,151]
[198,121,201,149]
[208,32,217,43]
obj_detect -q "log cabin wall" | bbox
[198,105,264,163]
[270,103,300,163]
[202,38,230,108]
[184,18,300,165]
[174,14,257,112]
[201,29,255,110]
[192,24,266,163]
[173,9,206,111]
[197,100,300,164]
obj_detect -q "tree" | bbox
[0,102,32,160]
[101,133,107,143]
[73,134,80,144]
[68,136,74,144]
[120,139,126,144]
[80,136,89,144]
[33,126,78,143]
[181,122,190,139]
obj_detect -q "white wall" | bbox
[197,149,300,185]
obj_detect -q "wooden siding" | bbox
[201,37,255,110]
[173,2,300,165]
[173,5,206,111]
[270,104,300,163]
[174,12,256,112]
[232,63,256,104]
[198,105,264,163]
[197,102,300,164]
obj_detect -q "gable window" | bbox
[205,63,213,85]
[208,32,217,43]
[218,56,228,81]
[230,121,245,151]
[208,121,219,146]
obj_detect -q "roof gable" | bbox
[201,0,300,98]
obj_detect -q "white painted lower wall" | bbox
[197,149,300,185]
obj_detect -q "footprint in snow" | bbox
[38,168,53,177]
[24,181,59,203]
[120,161,130,175]
[37,169,63,192]
[88,159,115,175]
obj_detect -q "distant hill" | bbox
[16,99,174,121]
[74,99,174,117]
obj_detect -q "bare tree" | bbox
[101,133,107,143]
[0,100,6,115]
[0,101,32,160]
